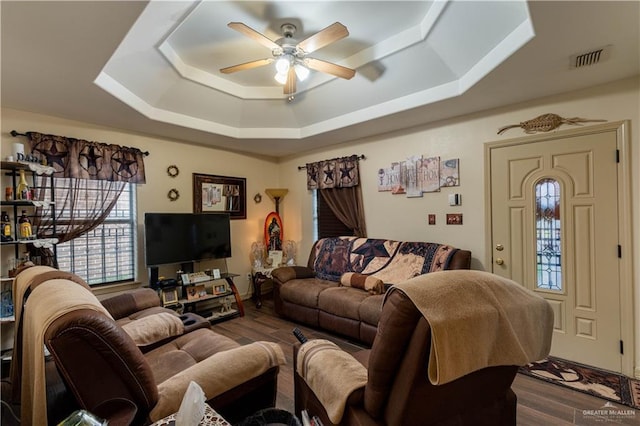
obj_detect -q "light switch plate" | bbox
[448,194,462,206]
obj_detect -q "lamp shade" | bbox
[294,64,310,81]
[274,72,287,85]
[265,188,289,200]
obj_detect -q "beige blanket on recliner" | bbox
[21,279,113,425]
[387,270,553,385]
[296,339,367,424]
[150,341,286,421]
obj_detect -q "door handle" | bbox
[495,244,504,251]
[495,258,504,265]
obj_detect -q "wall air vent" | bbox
[570,45,612,69]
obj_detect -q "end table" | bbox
[251,266,275,308]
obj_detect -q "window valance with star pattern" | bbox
[305,154,361,190]
[26,131,146,184]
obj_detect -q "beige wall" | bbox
[1,109,281,298]
[278,77,639,374]
[2,76,638,373]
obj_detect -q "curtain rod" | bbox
[297,154,365,170]
[10,130,150,157]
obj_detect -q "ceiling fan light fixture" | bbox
[294,64,310,81]
[274,71,288,84]
[223,21,356,97]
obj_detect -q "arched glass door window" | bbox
[535,178,562,291]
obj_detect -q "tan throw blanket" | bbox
[10,266,81,402]
[21,279,113,425]
[12,266,57,330]
[150,341,286,421]
[121,312,184,346]
[296,339,368,424]
[387,270,553,385]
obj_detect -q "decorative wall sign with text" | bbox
[377,156,460,196]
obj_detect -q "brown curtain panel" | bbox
[306,154,366,237]
[319,186,367,237]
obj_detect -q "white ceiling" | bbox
[2,1,639,159]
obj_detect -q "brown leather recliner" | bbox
[14,268,285,425]
[44,310,282,425]
[293,271,554,426]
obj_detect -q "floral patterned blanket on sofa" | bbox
[311,236,459,284]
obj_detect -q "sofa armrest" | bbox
[446,249,471,270]
[271,266,315,284]
[101,288,161,320]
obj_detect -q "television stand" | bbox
[179,273,244,324]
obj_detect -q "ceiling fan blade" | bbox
[284,67,297,94]
[297,22,349,53]
[227,22,280,50]
[220,58,274,74]
[306,58,355,79]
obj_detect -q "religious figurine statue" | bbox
[268,217,282,251]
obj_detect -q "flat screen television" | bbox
[144,212,231,267]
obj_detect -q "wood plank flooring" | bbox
[215,296,639,425]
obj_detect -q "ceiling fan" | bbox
[220,22,356,96]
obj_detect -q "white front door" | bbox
[487,123,629,373]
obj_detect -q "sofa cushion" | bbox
[313,237,354,281]
[145,328,240,384]
[318,287,370,320]
[358,295,384,326]
[280,278,339,308]
[102,288,162,320]
[340,273,384,295]
[115,306,174,326]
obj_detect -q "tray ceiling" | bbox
[96,0,533,139]
[2,1,639,158]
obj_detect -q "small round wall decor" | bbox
[254,193,262,203]
[167,188,180,201]
[167,165,179,177]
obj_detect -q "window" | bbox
[535,178,561,291]
[313,189,354,239]
[56,180,136,286]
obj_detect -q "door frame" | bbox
[484,120,634,376]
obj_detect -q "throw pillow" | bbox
[121,312,184,346]
[340,272,385,295]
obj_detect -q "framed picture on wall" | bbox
[193,173,246,219]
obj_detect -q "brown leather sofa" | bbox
[293,271,554,426]
[272,237,471,345]
[11,266,285,425]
